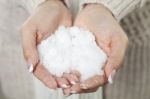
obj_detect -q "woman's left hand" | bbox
[63,3,128,95]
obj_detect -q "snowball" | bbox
[37,26,107,81]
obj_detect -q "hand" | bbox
[20,0,72,89]
[63,3,128,94]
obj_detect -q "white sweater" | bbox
[21,0,146,21]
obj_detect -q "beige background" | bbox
[0,0,35,99]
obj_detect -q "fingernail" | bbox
[70,90,77,94]
[27,59,34,73]
[70,81,76,85]
[108,69,116,84]
[28,64,33,73]
[61,84,70,88]
[80,84,88,89]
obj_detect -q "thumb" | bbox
[104,59,117,84]
[98,41,117,84]
[104,36,128,84]
[20,25,39,72]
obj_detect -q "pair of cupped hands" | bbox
[20,0,128,96]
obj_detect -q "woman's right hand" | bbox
[20,0,72,89]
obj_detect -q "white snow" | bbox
[37,26,107,81]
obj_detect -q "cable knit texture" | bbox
[79,0,145,21]
[21,0,145,21]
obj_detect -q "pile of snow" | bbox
[38,26,107,81]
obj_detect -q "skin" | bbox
[20,0,79,90]
[63,3,128,95]
[20,0,128,96]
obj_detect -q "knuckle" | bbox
[57,81,63,86]
[71,70,81,77]
[43,77,50,84]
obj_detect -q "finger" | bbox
[70,84,99,94]
[63,88,71,96]
[56,77,70,88]
[104,33,128,83]
[80,75,106,90]
[70,70,81,78]
[20,24,39,72]
[70,83,99,94]
[63,73,79,85]
[104,60,117,84]
[33,62,57,89]
[70,83,82,94]
[79,87,98,93]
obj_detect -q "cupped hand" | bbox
[63,3,128,94]
[20,0,72,89]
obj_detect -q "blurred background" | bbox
[0,0,150,99]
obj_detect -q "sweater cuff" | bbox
[22,0,67,14]
[22,0,45,14]
[79,0,142,21]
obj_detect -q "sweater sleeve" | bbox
[21,0,45,14]
[79,0,146,21]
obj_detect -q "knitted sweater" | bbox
[21,0,146,21]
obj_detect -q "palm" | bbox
[20,0,72,90]
[75,4,128,77]
[65,4,128,94]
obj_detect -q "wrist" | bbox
[84,3,115,20]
